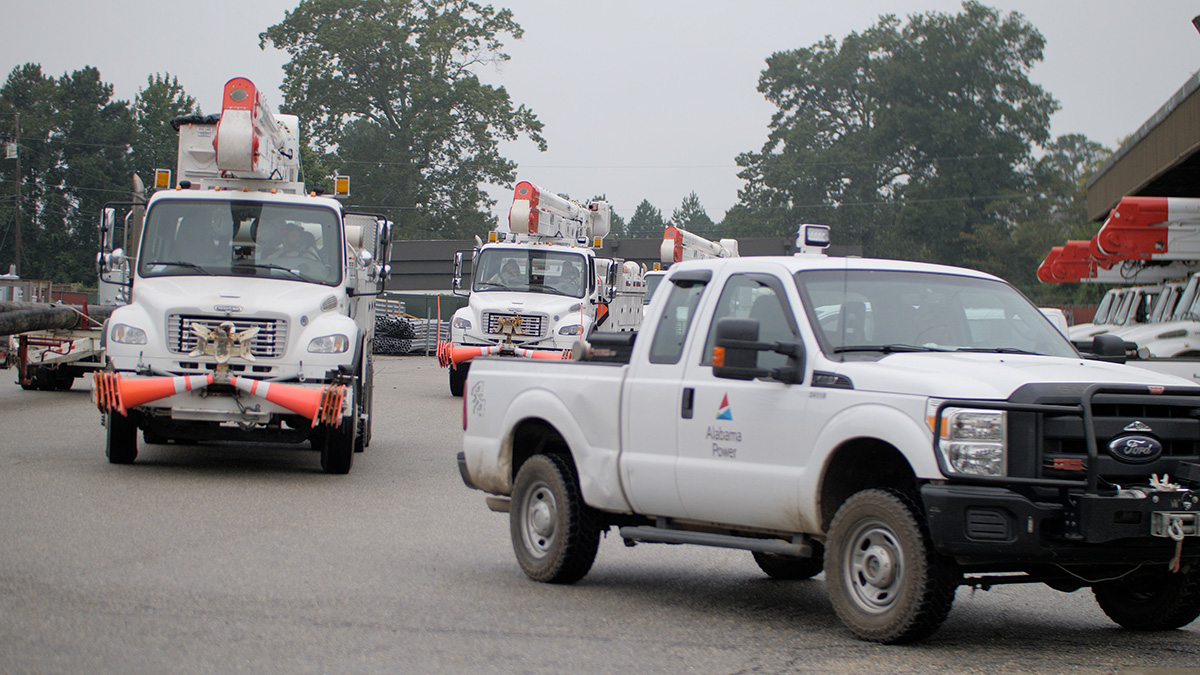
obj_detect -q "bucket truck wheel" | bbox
[825,488,958,644]
[448,362,470,397]
[105,411,138,464]
[315,418,356,474]
[355,355,373,453]
[753,542,825,580]
[1092,565,1200,630]
[510,453,600,584]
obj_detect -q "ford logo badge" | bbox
[1107,435,1162,464]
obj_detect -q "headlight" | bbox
[558,324,583,336]
[453,317,472,330]
[308,334,350,353]
[929,403,1006,476]
[110,323,147,345]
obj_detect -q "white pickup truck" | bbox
[458,239,1200,644]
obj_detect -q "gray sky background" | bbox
[4,0,1200,228]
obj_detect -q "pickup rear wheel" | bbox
[510,453,600,584]
[825,488,958,644]
[105,411,138,464]
[1093,566,1200,630]
[753,543,825,580]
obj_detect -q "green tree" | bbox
[0,64,134,282]
[670,192,716,235]
[627,199,664,238]
[131,73,199,186]
[260,0,546,239]
[733,1,1058,278]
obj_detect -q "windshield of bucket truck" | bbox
[138,200,342,285]
[472,248,590,298]
[795,269,1077,358]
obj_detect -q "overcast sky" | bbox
[4,1,1200,227]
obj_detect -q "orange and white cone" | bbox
[93,372,214,416]
[229,377,346,427]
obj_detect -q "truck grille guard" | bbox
[94,320,346,427]
[931,383,1200,494]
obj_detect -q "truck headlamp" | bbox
[307,334,350,354]
[453,317,472,330]
[110,323,148,345]
[558,324,583,336]
[929,405,1007,477]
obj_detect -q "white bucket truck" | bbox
[93,77,392,474]
[438,181,644,395]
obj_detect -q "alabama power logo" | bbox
[716,394,732,420]
[707,393,741,458]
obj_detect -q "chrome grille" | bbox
[168,314,288,358]
[483,312,544,338]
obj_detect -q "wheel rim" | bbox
[519,479,558,560]
[843,520,904,614]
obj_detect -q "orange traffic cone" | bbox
[229,377,325,422]
[93,372,214,416]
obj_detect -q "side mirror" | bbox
[100,207,116,250]
[712,317,806,384]
[1091,333,1129,363]
[452,251,464,293]
[99,248,127,274]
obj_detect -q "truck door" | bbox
[620,270,711,517]
[674,272,810,531]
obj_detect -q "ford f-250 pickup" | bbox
[457,236,1200,643]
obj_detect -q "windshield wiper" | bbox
[832,344,950,354]
[954,347,1038,355]
[474,282,516,291]
[144,260,214,276]
[232,262,305,281]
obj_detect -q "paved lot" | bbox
[1,356,1197,673]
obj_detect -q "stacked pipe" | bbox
[0,302,116,337]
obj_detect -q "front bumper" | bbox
[922,483,1200,563]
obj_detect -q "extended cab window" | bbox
[648,276,707,364]
[700,274,797,369]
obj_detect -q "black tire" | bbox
[753,542,825,580]
[510,453,600,584]
[315,418,356,474]
[355,354,373,453]
[1093,566,1200,630]
[106,411,138,464]
[449,361,469,397]
[52,370,75,390]
[824,488,958,644]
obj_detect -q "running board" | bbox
[619,524,812,557]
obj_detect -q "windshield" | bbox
[795,269,1078,358]
[138,200,342,285]
[472,248,590,298]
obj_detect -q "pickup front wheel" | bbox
[1093,566,1200,630]
[825,488,958,644]
[510,453,600,584]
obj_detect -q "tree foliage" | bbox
[733,1,1060,279]
[671,192,716,236]
[627,199,665,238]
[260,0,545,239]
[131,74,200,186]
[0,65,136,282]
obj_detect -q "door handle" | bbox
[681,387,694,419]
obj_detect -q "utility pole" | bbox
[12,113,21,277]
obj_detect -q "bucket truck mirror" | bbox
[452,251,465,294]
[358,250,375,280]
[101,208,116,250]
[99,248,127,274]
